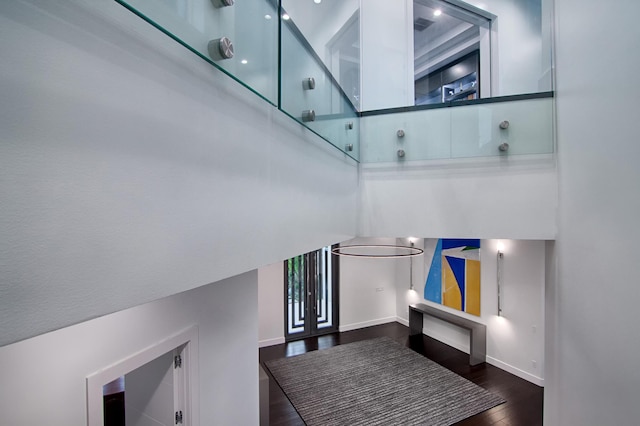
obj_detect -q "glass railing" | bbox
[279,16,359,160]
[116,0,279,105]
[115,0,359,160]
[115,0,554,165]
[360,94,554,163]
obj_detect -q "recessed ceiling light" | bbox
[264,14,272,20]
[314,0,322,4]
[282,13,290,20]
[433,9,442,17]
[241,59,248,64]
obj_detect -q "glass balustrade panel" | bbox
[117,0,278,104]
[361,97,553,163]
[360,109,452,163]
[450,97,554,158]
[280,17,360,160]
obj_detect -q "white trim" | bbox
[86,325,199,426]
[395,316,409,327]
[339,316,396,332]
[419,328,544,386]
[486,356,545,387]
[259,337,285,348]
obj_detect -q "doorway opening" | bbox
[285,245,339,341]
[87,326,198,426]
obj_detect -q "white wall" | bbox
[258,262,285,347]
[548,0,640,424]
[359,158,557,240]
[360,0,414,110]
[468,0,551,96]
[0,0,358,347]
[396,239,545,385]
[0,270,259,426]
[339,237,399,331]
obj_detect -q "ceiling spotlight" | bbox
[314,0,322,3]
[241,59,248,64]
[264,14,272,20]
[282,13,290,20]
[433,9,442,17]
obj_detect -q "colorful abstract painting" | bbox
[424,239,481,316]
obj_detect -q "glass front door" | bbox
[285,245,339,341]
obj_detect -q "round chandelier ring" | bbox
[331,244,424,258]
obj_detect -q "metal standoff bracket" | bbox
[397,149,406,158]
[498,142,510,152]
[397,129,405,138]
[208,37,234,61]
[302,77,316,90]
[302,109,316,122]
[211,0,234,7]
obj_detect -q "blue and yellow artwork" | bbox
[424,239,481,316]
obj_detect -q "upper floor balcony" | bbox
[116,0,555,165]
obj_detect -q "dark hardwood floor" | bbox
[259,322,543,426]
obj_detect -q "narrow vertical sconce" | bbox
[497,244,504,316]
[409,240,415,290]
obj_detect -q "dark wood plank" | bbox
[259,322,543,426]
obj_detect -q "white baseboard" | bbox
[395,316,409,327]
[486,356,545,387]
[258,337,285,348]
[415,327,545,387]
[339,317,397,332]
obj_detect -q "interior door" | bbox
[285,245,339,341]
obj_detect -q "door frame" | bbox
[86,325,198,426]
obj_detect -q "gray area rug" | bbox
[265,337,505,426]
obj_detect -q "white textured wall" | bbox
[0,0,357,346]
[258,261,285,347]
[339,237,398,331]
[470,0,551,96]
[360,0,414,110]
[548,0,640,424]
[396,239,545,385]
[359,159,557,240]
[0,270,259,426]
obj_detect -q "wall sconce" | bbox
[497,244,504,316]
[409,240,415,290]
